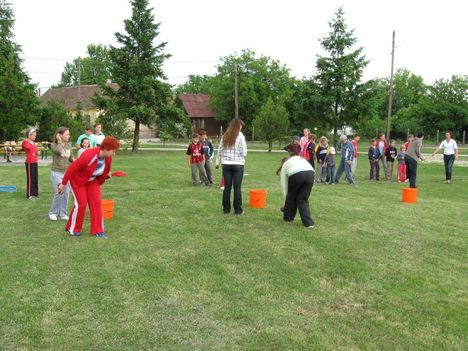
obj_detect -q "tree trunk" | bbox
[268,140,272,152]
[132,119,140,153]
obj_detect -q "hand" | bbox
[57,183,64,194]
[346,160,352,165]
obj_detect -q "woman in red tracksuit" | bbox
[22,128,39,199]
[58,137,120,238]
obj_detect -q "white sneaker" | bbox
[307,225,315,229]
[59,215,69,220]
[49,214,58,221]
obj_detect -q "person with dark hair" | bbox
[58,136,120,238]
[199,130,214,184]
[277,152,315,228]
[432,131,458,184]
[77,138,90,157]
[21,128,39,199]
[334,134,355,185]
[377,133,388,175]
[93,123,105,146]
[404,132,425,188]
[49,127,74,221]
[218,118,247,215]
[187,133,210,186]
[76,125,97,149]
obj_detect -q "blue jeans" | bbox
[335,159,354,184]
[222,164,244,214]
[444,154,455,180]
[326,166,335,183]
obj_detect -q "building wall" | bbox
[191,118,223,138]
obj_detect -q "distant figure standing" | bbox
[199,130,214,185]
[404,132,425,188]
[77,138,90,158]
[186,133,210,186]
[377,133,388,175]
[325,146,336,184]
[397,145,407,183]
[21,128,39,199]
[368,138,380,181]
[385,139,397,181]
[351,134,360,175]
[93,123,105,146]
[334,135,355,185]
[76,126,97,149]
[432,131,458,184]
[300,128,310,152]
[218,118,247,215]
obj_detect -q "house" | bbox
[178,93,222,137]
[39,84,156,138]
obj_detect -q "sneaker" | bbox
[28,196,37,201]
[49,214,58,221]
[220,186,225,190]
[59,215,69,221]
[235,211,245,216]
[95,232,106,238]
[307,225,315,229]
[446,180,451,184]
[65,229,81,236]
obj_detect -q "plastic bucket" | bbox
[402,188,418,204]
[101,199,114,219]
[249,189,267,208]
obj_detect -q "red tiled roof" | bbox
[40,83,119,110]
[178,93,216,118]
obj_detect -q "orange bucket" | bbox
[101,199,114,219]
[249,189,267,208]
[402,188,418,204]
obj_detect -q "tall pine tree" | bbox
[0,0,38,140]
[315,7,368,146]
[97,0,171,151]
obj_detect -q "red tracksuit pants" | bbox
[66,179,103,235]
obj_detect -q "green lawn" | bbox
[0,151,467,350]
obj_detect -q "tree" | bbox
[56,44,112,87]
[315,7,368,146]
[157,104,191,139]
[209,49,294,134]
[174,74,214,95]
[0,0,39,140]
[253,97,290,152]
[98,0,172,152]
[37,101,86,142]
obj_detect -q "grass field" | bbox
[0,151,467,350]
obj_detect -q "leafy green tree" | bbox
[315,7,368,146]
[0,0,39,140]
[209,49,294,134]
[175,74,214,95]
[253,97,290,152]
[56,44,112,87]
[97,0,172,152]
[157,104,191,139]
[37,101,86,142]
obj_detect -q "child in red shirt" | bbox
[186,133,210,186]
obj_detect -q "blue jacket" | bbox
[341,141,354,162]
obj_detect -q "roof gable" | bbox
[178,93,216,118]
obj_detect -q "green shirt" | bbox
[76,133,98,148]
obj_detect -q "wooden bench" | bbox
[1,142,50,161]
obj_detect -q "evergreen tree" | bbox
[315,7,368,146]
[0,0,39,140]
[97,0,171,152]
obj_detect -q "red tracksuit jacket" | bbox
[62,147,112,186]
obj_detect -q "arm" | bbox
[208,141,214,159]
[432,141,443,156]
[415,140,425,161]
[239,133,247,157]
[280,163,288,200]
[186,145,192,166]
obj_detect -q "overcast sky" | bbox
[11,0,468,92]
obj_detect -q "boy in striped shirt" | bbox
[187,133,210,186]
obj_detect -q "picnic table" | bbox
[1,142,50,161]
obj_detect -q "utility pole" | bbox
[234,63,239,119]
[77,58,82,101]
[386,31,395,141]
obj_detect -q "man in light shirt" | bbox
[94,123,105,146]
[432,131,458,184]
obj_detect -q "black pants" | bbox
[25,162,39,198]
[404,156,418,188]
[283,170,314,227]
[444,154,455,180]
[222,164,244,214]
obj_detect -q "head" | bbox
[371,138,376,146]
[445,131,451,140]
[353,134,360,142]
[85,125,93,135]
[292,135,301,144]
[303,128,310,137]
[390,139,396,147]
[81,138,90,149]
[285,143,301,156]
[54,126,70,143]
[199,129,207,141]
[407,134,414,141]
[276,157,290,176]
[94,123,102,134]
[27,127,36,141]
[329,146,336,155]
[99,136,120,158]
[320,136,328,145]
[222,118,245,148]
[400,145,406,151]
[192,133,200,143]
[339,134,348,144]
[308,133,317,142]
[379,133,386,141]
[417,131,424,139]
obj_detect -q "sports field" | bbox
[0,150,466,350]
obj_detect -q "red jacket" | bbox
[62,147,112,186]
[21,140,38,163]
